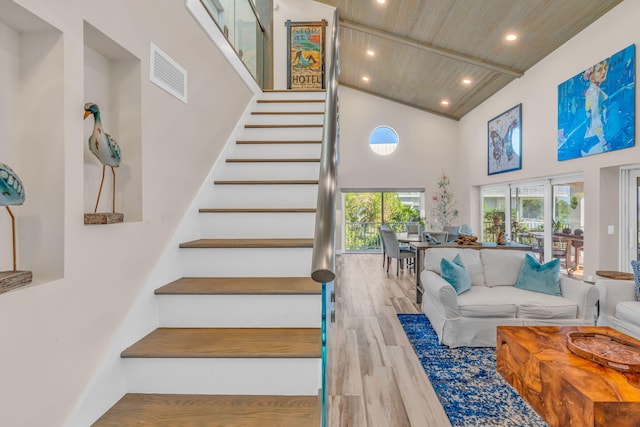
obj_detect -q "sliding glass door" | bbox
[621,168,640,270]
[480,175,584,276]
[343,190,423,252]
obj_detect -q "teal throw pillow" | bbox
[515,254,561,296]
[441,254,471,295]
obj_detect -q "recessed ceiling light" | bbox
[362,76,370,82]
[462,78,472,85]
[367,49,375,56]
[441,100,450,106]
[376,0,386,4]
[505,33,518,42]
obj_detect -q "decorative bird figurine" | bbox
[83,102,121,213]
[0,162,26,272]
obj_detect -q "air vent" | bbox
[150,43,187,103]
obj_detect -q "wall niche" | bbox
[0,0,64,288]
[83,21,142,223]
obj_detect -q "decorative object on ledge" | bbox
[455,235,481,246]
[84,212,124,225]
[83,102,123,224]
[488,103,522,175]
[558,44,635,161]
[286,20,327,90]
[496,231,507,245]
[567,331,640,373]
[0,162,32,293]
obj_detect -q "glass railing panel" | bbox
[200,0,268,87]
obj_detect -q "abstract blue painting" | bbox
[558,44,635,161]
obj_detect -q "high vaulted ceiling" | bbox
[314,0,623,120]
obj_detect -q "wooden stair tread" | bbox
[92,393,320,427]
[226,158,320,163]
[179,238,314,249]
[244,124,322,128]
[263,89,325,93]
[155,277,321,295]
[251,111,323,115]
[121,328,322,358]
[198,208,316,213]
[257,99,324,103]
[214,179,319,185]
[236,140,322,144]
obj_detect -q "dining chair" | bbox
[378,225,391,269]
[380,227,415,275]
[444,225,460,242]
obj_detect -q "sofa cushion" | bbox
[456,286,517,318]
[615,301,640,328]
[481,250,529,286]
[425,248,485,285]
[515,254,561,296]
[495,287,577,319]
[441,254,471,295]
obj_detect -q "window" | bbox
[480,174,584,277]
[343,190,423,252]
[369,126,399,155]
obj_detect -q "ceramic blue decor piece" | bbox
[84,102,121,213]
[0,162,25,206]
[0,162,31,278]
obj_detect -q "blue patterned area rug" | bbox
[397,314,548,427]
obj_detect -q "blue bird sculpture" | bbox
[84,102,121,213]
[0,162,25,272]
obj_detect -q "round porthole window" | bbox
[369,126,399,155]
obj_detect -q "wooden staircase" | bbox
[91,90,325,426]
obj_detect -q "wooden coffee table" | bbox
[497,326,640,427]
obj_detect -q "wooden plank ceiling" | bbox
[313,0,623,120]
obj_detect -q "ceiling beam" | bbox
[340,19,524,78]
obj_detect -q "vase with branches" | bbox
[431,174,459,229]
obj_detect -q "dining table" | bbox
[553,232,583,272]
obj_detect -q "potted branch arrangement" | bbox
[431,174,459,229]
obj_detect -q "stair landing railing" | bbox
[311,9,339,427]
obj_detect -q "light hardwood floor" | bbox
[329,253,451,427]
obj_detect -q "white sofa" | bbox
[596,278,640,339]
[420,248,600,347]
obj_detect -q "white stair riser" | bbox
[260,91,325,101]
[199,212,316,238]
[232,143,321,158]
[157,294,321,327]
[255,101,325,113]
[124,358,321,395]
[240,127,323,141]
[181,247,313,277]
[215,162,320,181]
[248,113,324,125]
[207,185,318,208]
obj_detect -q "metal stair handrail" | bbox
[311,10,339,284]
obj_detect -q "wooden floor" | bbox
[328,253,451,427]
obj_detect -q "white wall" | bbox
[459,0,639,277]
[0,0,254,426]
[336,86,461,249]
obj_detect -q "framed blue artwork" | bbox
[558,44,636,161]
[488,104,522,175]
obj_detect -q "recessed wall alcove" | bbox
[83,21,142,223]
[0,0,64,287]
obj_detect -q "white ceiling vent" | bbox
[150,43,187,103]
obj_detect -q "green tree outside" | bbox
[344,192,420,250]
